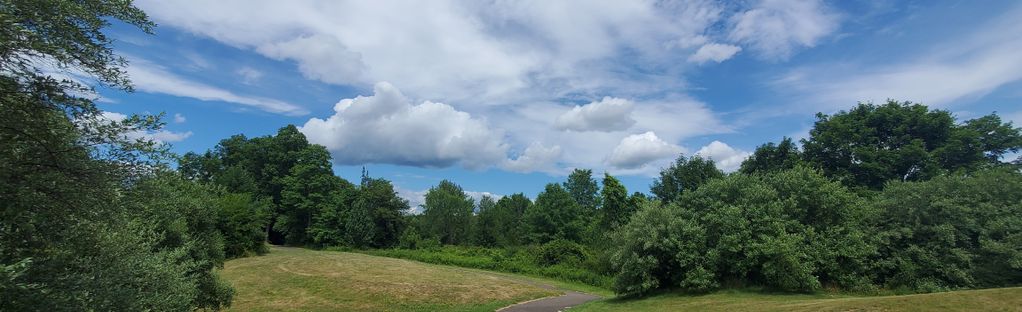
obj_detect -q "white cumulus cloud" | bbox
[555,97,636,132]
[607,131,683,169]
[695,140,751,172]
[173,113,187,123]
[300,82,507,169]
[503,142,563,173]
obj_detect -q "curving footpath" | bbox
[497,291,601,312]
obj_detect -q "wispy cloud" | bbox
[773,3,1022,112]
[126,58,308,116]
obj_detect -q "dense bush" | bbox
[537,239,590,266]
[611,201,710,296]
[217,193,271,258]
[611,167,873,296]
[122,174,236,309]
[871,169,1022,291]
[367,245,613,288]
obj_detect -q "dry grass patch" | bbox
[221,246,558,312]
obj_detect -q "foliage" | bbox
[525,183,587,244]
[0,0,238,309]
[422,180,475,245]
[651,155,723,203]
[278,145,340,245]
[217,192,271,258]
[612,167,872,295]
[599,173,632,231]
[366,245,613,289]
[739,137,802,174]
[611,201,711,296]
[359,176,409,248]
[345,195,377,248]
[564,168,601,212]
[801,101,1022,189]
[472,195,499,246]
[121,173,235,309]
[537,239,591,266]
[488,193,532,247]
[871,169,1022,291]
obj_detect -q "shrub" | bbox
[610,166,872,295]
[537,239,590,266]
[610,201,711,296]
[872,168,1022,290]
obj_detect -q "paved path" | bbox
[497,291,601,312]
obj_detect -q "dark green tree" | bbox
[0,0,233,309]
[217,192,271,258]
[801,101,1022,189]
[358,176,409,248]
[472,195,499,246]
[739,137,802,174]
[490,193,532,247]
[277,146,341,245]
[308,180,356,247]
[524,184,586,244]
[345,196,376,248]
[872,169,1022,290]
[122,174,237,309]
[422,180,474,245]
[564,168,601,212]
[650,155,723,203]
[599,173,631,231]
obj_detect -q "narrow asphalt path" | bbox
[497,291,601,312]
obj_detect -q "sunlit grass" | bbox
[220,246,558,311]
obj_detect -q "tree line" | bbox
[178,99,1022,298]
[3,1,1022,310]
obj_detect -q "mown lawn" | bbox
[220,246,558,311]
[574,287,1022,312]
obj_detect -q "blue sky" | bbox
[98,0,1022,208]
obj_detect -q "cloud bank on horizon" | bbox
[109,0,1022,181]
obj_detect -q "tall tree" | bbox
[802,101,1022,189]
[739,137,802,174]
[650,155,723,203]
[599,173,631,231]
[1,1,232,309]
[421,180,474,245]
[472,196,499,246]
[277,145,341,245]
[525,184,586,244]
[564,168,600,212]
[358,176,409,248]
[345,196,376,248]
[491,193,532,247]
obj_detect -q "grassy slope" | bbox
[220,246,558,312]
[574,287,1022,312]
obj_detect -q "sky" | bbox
[97,0,1022,209]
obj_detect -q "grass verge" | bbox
[572,287,1022,312]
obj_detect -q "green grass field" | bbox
[220,246,559,311]
[573,287,1022,312]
